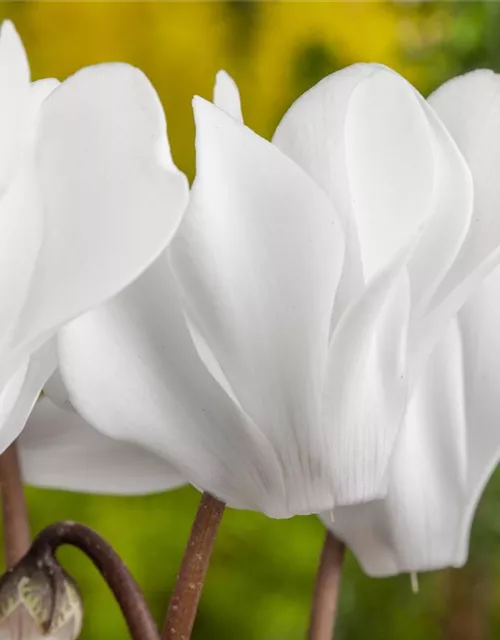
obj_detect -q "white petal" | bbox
[59,251,287,516]
[11,63,189,352]
[326,263,500,574]
[343,67,431,278]
[413,71,500,371]
[0,166,42,357]
[343,66,471,285]
[273,64,370,320]
[213,70,243,122]
[273,64,472,329]
[325,319,467,575]
[171,98,345,515]
[0,80,59,359]
[0,20,30,191]
[0,340,57,455]
[429,70,500,292]
[404,73,500,381]
[273,64,372,229]
[322,262,411,505]
[404,95,473,320]
[19,397,183,495]
[453,262,500,561]
[184,317,239,405]
[313,73,469,502]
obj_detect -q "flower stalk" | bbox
[162,492,225,640]
[442,565,491,640]
[308,531,346,640]
[29,521,160,640]
[0,442,31,567]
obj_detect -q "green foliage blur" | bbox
[0,2,499,638]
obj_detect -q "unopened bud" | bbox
[0,552,82,639]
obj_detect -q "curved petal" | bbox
[314,68,471,502]
[11,62,189,353]
[343,67,436,279]
[213,70,243,122]
[322,262,411,506]
[326,262,500,574]
[19,397,183,495]
[0,20,30,191]
[0,166,43,356]
[170,98,345,515]
[411,71,500,375]
[274,64,472,332]
[0,339,57,455]
[324,319,468,575]
[59,251,288,516]
[453,262,500,561]
[343,66,472,313]
[408,70,500,380]
[429,70,500,295]
[0,38,48,357]
[405,95,473,321]
[273,64,369,320]
[273,63,371,229]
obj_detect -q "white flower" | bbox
[322,70,500,575]
[0,21,188,455]
[56,65,495,518]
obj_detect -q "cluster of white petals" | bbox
[0,21,187,460]
[1,20,500,578]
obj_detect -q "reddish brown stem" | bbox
[0,442,31,567]
[442,566,490,640]
[308,531,346,640]
[162,492,225,640]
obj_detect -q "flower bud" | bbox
[0,552,82,640]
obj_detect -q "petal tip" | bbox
[0,19,17,41]
[215,69,230,83]
[193,94,220,125]
[0,18,29,78]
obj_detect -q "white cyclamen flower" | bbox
[56,65,496,518]
[0,21,188,454]
[322,71,500,575]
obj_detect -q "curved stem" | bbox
[308,531,346,640]
[162,492,225,640]
[0,442,31,567]
[30,521,160,640]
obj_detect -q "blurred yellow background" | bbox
[3,0,432,176]
[1,2,500,638]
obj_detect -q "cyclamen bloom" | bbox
[322,71,500,575]
[0,21,188,454]
[55,65,498,518]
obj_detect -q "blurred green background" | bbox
[1,1,500,638]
